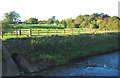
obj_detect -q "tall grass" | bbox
[24,33,118,65]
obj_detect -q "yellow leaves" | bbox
[27,18,31,23]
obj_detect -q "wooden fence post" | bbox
[91,29,93,33]
[16,29,18,38]
[56,28,58,35]
[38,30,39,36]
[29,29,32,36]
[38,30,41,36]
[18,29,21,35]
[95,29,96,34]
[47,29,49,36]
[104,29,106,35]
[64,29,65,36]
[23,30,25,35]
[78,28,80,35]
[2,32,3,38]
[72,28,73,35]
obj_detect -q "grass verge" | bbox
[23,32,118,65]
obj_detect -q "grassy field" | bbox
[8,24,65,30]
[2,24,64,40]
[2,24,118,40]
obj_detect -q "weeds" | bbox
[24,33,118,65]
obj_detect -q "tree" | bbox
[118,21,120,29]
[65,18,74,28]
[0,20,10,36]
[74,15,84,28]
[89,13,100,23]
[78,15,89,28]
[52,16,55,20]
[90,24,98,29]
[79,21,86,28]
[47,16,56,24]
[47,18,54,24]
[4,11,20,24]
[90,24,94,28]
[62,20,67,28]
[54,19,59,24]
[1,11,20,36]
[62,13,119,29]
[38,20,46,24]
[83,15,89,28]
[100,13,110,18]
[96,19,102,26]
[27,18,38,24]
[106,16,119,29]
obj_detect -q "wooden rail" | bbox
[2,28,118,38]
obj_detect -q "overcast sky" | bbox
[0,0,119,21]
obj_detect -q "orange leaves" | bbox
[102,18,109,24]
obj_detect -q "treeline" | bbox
[62,13,120,29]
[26,13,120,29]
[26,16,60,25]
[2,11,119,30]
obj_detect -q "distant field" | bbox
[8,24,65,30]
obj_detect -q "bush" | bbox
[30,57,36,63]
[38,54,53,63]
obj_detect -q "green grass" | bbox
[8,24,64,30]
[3,24,119,66]
[3,24,118,65]
[2,24,64,40]
[2,24,118,40]
[23,33,118,65]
